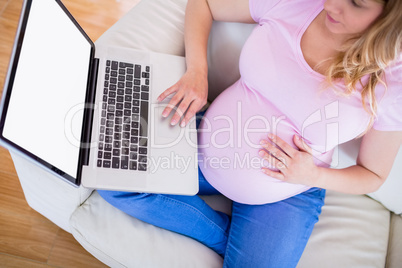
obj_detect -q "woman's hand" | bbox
[157,70,208,127]
[258,134,321,186]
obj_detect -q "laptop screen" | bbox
[0,0,93,183]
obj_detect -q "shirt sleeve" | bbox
[373,89,402,132]
[249,0,282,23]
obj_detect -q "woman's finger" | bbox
[261,167,285,180]
[259,147,288,170]
[180,99,206,127]
[157,84,178,102]
[161,90,184,119]
[260,140,290,164]
[267,133,297,158]
[293,135,313,154]
[171,97,192,126]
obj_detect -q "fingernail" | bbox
[268,133,274,139]
[259,150,265,157]
[180,120,186,127]
[260,140,267,145]
[171,119,177,125]
[162,111,168,118]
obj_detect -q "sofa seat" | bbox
[69,189,399,267]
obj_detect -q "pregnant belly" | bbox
[198,80,310,204]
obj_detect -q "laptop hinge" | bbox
[77,57,99,179]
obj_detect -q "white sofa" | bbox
[9,0,402,267]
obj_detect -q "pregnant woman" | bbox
[99,0,402,266]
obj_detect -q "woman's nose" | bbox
[324,0,343,15]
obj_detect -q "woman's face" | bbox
[323,0,384,36]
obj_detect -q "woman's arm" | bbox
[259,129,402,195]
[157,0,254,127]
[317,129,402,194]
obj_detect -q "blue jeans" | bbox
[98,170,325,267]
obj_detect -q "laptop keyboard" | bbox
[97,60,150,171]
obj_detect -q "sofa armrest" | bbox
[95,0,187,56]
[11,152,92,232]
[386,213,402,267]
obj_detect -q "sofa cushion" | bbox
[70,191,224,268]
[298,190,390,268]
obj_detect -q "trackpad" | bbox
[152,105,185,140]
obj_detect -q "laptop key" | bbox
[139,147,147,155]
[140,101,149,136]
[141,92,149,100]
[138,163,147,171]
[121,156,129,170]
[111,61,118,70]
[104,152,112,160]
[103,160,111,168]
[138,155,147,163]
[112,157,120,169]
[130,152,138,160]
[122,147,129,155]
[134,65,141,78]
[105,143,112,151]
[129,161,137,170]
[139,137,148,147]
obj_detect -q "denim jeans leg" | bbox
[98,188,230,255]
[223,188,326,268]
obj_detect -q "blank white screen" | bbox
[3,0,92,178]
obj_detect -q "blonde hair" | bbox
[326,0,402,128]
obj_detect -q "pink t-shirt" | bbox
[198,0,402,204]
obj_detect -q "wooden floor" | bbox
[0,0,139,266]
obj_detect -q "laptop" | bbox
[0,0,199,195]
